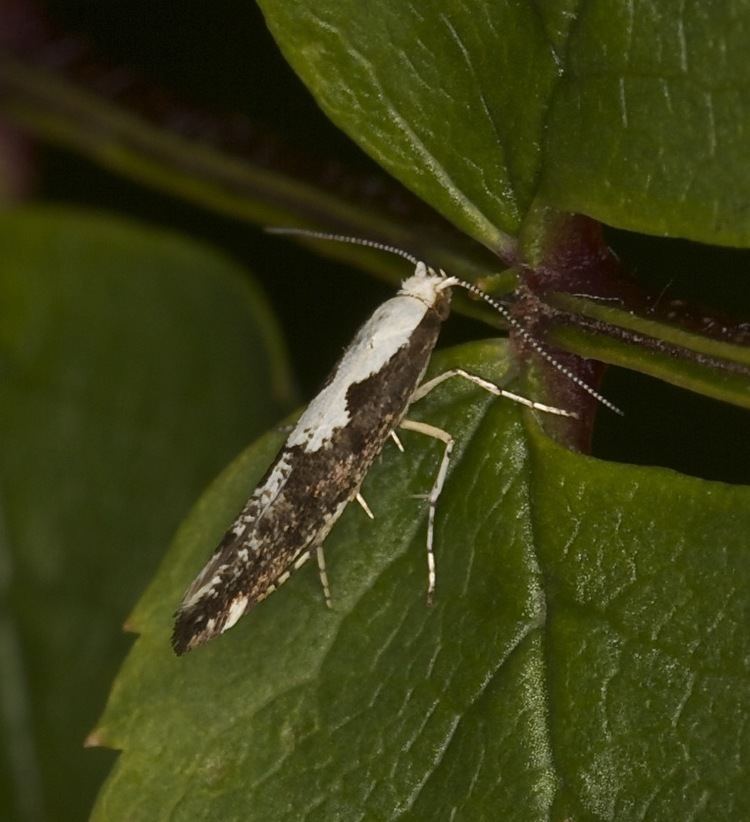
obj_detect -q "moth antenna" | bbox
[265,226,420,266]
[267,227,623,416]
[454,278,624,416]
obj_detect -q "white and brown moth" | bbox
[172,230,618,654]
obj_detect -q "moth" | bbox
[172,230,617,654]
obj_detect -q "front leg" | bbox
[410,368,577,418]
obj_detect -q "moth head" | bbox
[399,261,454,317]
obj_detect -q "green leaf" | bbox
[259,0,750,248]
[0,207,293,822]
[539,1,750,248]
[92,341,749,820]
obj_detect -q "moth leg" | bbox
[315,545,333,609]
[399,418,454,605]
[263,548,314,601]
[410,369,577,418]
[355,492,375,520]
[390,430,405,452]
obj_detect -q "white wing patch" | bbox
[288,294,429,451]
[223,595,249,631]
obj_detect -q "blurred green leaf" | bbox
[92,341,749,820]
[259,0,750,248]
[0,207,293,822]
